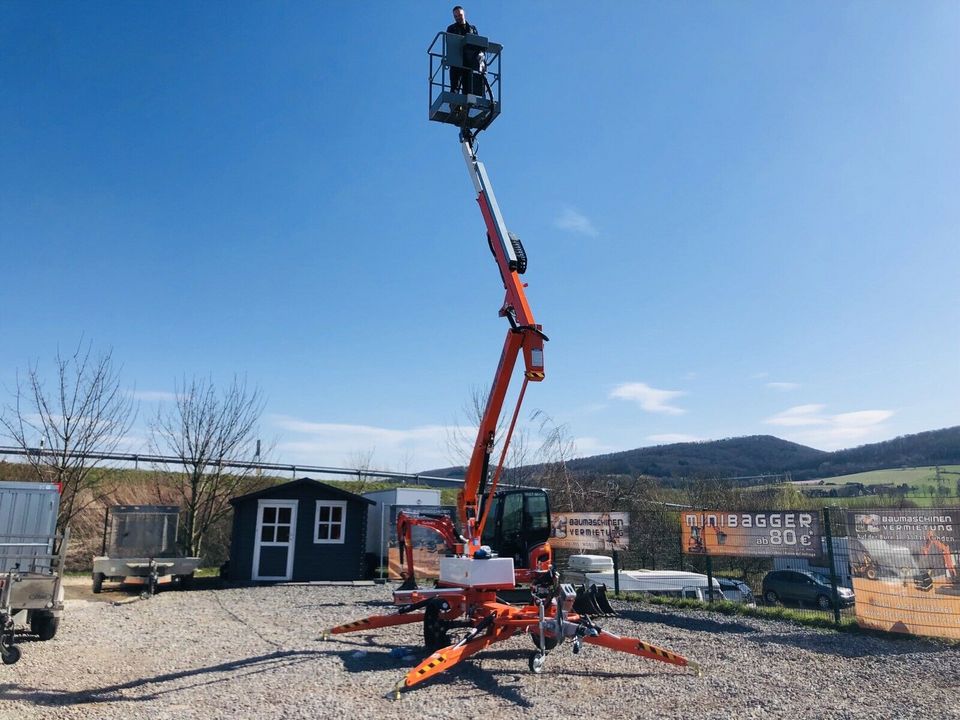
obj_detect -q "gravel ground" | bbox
[2,581,959,720]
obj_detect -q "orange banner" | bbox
[681,510,821,558]
[847,510,960,639]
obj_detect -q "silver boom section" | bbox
[462,140,518,269]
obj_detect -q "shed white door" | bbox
[252,500,298,581]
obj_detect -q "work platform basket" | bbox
[428,31,502,131]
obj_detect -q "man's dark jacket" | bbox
[447,21,481,69]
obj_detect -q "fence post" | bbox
[823,506,842,626]
[706,554,715,603]
[612,550,621,597]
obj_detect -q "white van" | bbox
[587,569,726,602]
[564,556,727,602]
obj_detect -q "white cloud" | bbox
[765,404,828,427]
[267,414,465,471]
[646,433,702,445]
[610,382,687,415]
[763,404,894,450]
[555,208,598,237]
[766,382,800,391]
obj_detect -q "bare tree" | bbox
[149,376,265,558]
[0,344,136,534]
[444,384,491,470]
[346,447,377,494]
[530,410,584,511]
[445,384,537,487]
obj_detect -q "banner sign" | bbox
[681,510,821,558]
[386,505,457,581]
[549,512,630,551]
[846,510,960,640]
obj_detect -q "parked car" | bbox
[761,569,855,609]
[717,578,756,606]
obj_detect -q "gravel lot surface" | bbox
[2,581,959,720]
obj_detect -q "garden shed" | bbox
[228,478,374,582]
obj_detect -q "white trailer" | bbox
[92,505,200,595]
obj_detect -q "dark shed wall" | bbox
[229,481,368,582]
[229,500,260,582]
[292,499,367,581]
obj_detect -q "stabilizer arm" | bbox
[324,595,463,639]
[583,630,698,672]
[396,611,517,694]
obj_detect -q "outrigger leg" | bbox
[323,594,463,641]
[394,612,515,698]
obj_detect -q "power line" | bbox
[0,446,466,488]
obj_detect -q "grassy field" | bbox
[791,465,960,507]
[815,465,960,487]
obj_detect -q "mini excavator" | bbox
[917,530,960,595]
[323,30,697,697]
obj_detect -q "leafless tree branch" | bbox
[149,375,266,558]
[0,342,137,534]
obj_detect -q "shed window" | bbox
[260,506,293,543]
[314,501,347,544]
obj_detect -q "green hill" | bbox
[423,426,960,485]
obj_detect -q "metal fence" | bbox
[556,504,960,640]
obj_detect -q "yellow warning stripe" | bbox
[637,642,675,660]
[336,619,371,631]
[416,654,447,676]
[525,371,545,380]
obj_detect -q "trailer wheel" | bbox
[178,573,194,590]
[31,613,60,641]
[528,652,546,674]
[92,573,105,594]
[1,645,20,665]
[423,599,450,651]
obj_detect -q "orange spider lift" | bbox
[323,32,697,697]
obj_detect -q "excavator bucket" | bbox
[397,576,419,592]
[590,583,616,616]
[573,585,603,616]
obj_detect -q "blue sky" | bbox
[2,1,958,473]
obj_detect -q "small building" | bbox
[228,478,374,582]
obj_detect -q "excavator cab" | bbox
[480,489,551,571]
[428,31,502,131]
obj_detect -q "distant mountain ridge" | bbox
[422,426,960,483]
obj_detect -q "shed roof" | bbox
[229,477,375,506]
